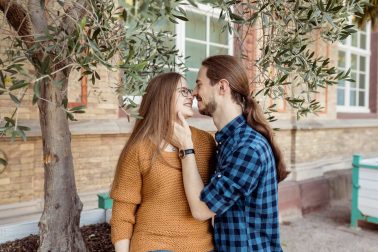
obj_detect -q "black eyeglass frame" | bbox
[177,87,193,97]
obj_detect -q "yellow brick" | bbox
[0,178,11,185]
[20,144,35,151]
[20,157,35,164]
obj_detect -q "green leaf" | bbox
[187,0,198,7]
[169,17,179,24]
[80,17,87,29]
[67,112,77,121]
[94,71,101,80]
[17,125,31,131]
[40,57,51,74]
[69,105,86,112]
[0,158,7,166]
[4,117,15,125]
[32,94,38,105]
[172,14,188,22]
[279,74,289,83]
[33,80,41,98]
[9,81,28,91]
[16,128,27,141]
[9,93,20,104]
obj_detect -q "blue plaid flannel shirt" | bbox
[200,114,282,252]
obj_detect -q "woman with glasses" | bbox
[110,72,215,252]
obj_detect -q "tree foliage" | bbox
[0,0,186,144]
[203,0,366,120]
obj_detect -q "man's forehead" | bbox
[197,68,207,81]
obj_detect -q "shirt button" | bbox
[217,174,222,178]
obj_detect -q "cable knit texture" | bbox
[110,127,216,252]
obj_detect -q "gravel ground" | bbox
[281,201,378,252]
[1,201,377,252]
[0,223,114,252]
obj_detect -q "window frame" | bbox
[121,3,233,115]
[175,3,234,79]
[337,22,371,113]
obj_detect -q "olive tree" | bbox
[0,0,186,250]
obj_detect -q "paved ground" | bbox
[280,201,378,252]
[1,200,377,251]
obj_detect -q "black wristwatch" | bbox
[179,149,195,159]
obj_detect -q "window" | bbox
[337,23,371,113]
[175,4,233,89]
[121,4,233,116]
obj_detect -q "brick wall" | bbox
[0,133,128,204]
[1,120,377,205]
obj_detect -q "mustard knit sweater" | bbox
[110,127,216,252]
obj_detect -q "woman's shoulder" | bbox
[122,139,153,157]
[190,126,214,140]
[190,126,216,150]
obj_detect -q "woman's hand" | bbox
[172,111,194,150]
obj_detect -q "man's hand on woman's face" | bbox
[172,112,194,150]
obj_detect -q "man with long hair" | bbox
[173,55,289,251]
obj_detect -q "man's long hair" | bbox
[202,55,289,182]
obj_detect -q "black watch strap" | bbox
[179,149,195,159]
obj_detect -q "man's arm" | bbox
[172,112,216,221]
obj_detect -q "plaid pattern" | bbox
[201,115,282,252]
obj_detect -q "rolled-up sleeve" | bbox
[200,146,262,216]
[110,146,142,244]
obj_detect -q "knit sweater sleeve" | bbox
[110,145,142,244]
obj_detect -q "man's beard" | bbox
[199,100,217,117]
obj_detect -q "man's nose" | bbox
[192,88,198,97]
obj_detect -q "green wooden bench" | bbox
[351,154,378,228]
[97,192,113,209]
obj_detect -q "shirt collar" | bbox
[215,114,246,144]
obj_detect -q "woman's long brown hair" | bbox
[126,72,182,151]
[202,55,289,182]
[113,72,183,177]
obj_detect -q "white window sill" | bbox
[336,106,371,113]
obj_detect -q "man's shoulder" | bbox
[233,125,269,151]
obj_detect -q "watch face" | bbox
[179,150,185,158]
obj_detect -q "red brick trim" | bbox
[337,112,377,119]
[68,76,88,108]
[369,26,378,114]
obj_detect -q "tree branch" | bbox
[0,0,34,47]
[28,0,48,34]
[61,0,88,35]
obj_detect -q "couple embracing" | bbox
[110,55,288,252]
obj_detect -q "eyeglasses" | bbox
[177,87,193,97]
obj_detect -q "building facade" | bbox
[0,3,378,220]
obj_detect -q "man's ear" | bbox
[218,79,230,95]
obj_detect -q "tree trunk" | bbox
[37,73,87,252]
